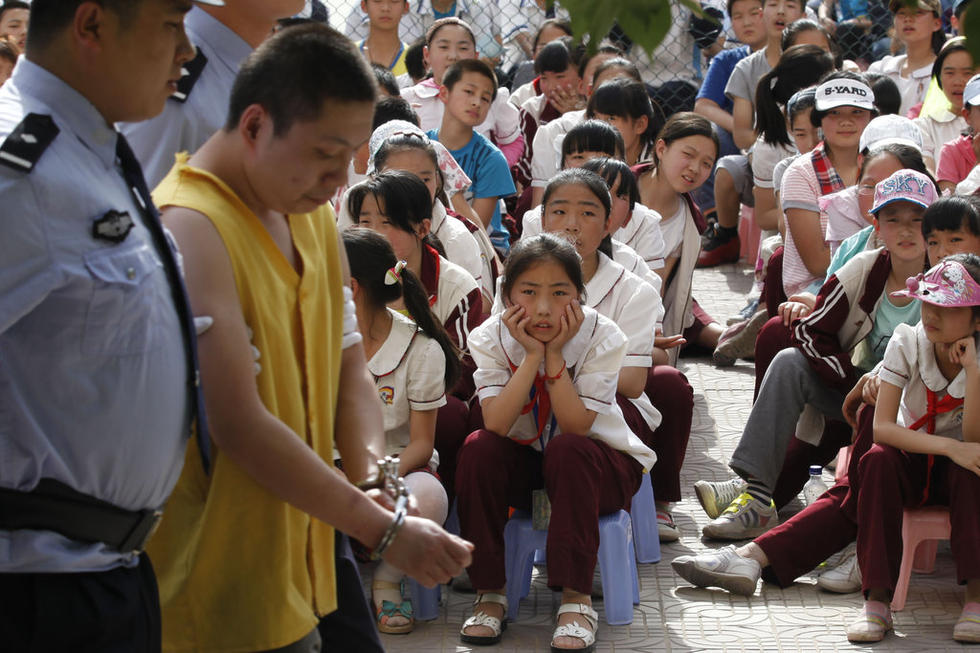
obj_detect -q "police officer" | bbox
[120,0,307,188]
[0,1,220,650]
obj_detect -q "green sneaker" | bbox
[701,492,778,540]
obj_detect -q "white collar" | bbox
[498,304,600,373]
[584,252,626,310]
[914,322,978,398]
[368,310,420,377]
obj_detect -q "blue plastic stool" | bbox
[406,578,441,621]
[444,500,459,536]
[503,510,640,625]
[630,473,661,563]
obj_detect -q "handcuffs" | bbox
[356,455,410,560]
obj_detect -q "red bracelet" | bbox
[545,360,566,382]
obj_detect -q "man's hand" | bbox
[383,517,474,587]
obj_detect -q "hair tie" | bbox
[385,260,407,286]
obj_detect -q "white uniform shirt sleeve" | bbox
[470,319,513,402]
[573,322,628,415]
[406,335,448,411]
[878,323,916,390]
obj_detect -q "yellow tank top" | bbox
[147,153,344,651]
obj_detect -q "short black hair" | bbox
[532,18,573,51]
[501,233,585,302]
[405,37,427,82]
[226,23,376,136]
[933,37,969,90]
[442,58,498,100]
[922,195,980,237]
[535,37,585,76]
[27,0,137,50]
[561,119,625,164]
[372,96,419,129]
[591,56,642,88]
[864,72,901,115]
[0,0,29,21]
[582,157,640,213]
[577,43,624,78]
[371,62,401,97]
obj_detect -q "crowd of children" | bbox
[328,0,980,648]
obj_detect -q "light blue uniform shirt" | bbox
[120,7,252,188]
[0,58,191,573]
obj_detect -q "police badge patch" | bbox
[93,210,134,243]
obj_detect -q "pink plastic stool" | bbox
[891,506,951,611]
[738,205,760,265]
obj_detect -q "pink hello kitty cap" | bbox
[891,260,980,307]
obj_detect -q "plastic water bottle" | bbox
[802,465,829,505]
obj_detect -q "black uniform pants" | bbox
[0,552,161,653]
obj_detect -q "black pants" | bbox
[0,553,161,653]
[317,532,385,653]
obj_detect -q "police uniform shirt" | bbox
[120,7,252,188]
[469,306,658,471]
[0,58,190,572]
[368,309,447,469]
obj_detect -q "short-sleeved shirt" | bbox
[825,225,876,279]
[120,7,252,188]
[469,306,657,470]
[879,322,976,439]
[780,150,833,296]
[428,128,516,247]
[772,153,801,197]
[821,185,869,254]
[369,309,447,468]
[751,137,796,188]
[530,108,584,188]
[866,55,934,118]
[915,112,968,168]
[937,134,977,185]
[697,45,750,114]
[855,291,920,372]
[344,0,498,45]
[404,79,522,146]
[0,58,191,572]
[725,47,771,106]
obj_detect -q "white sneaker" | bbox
[657,509,680,542]
[672,545,762,596]
[817,547,861,593]
[694,478,747,519]
[702,492,779,540]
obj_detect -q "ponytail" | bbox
[398,268,462,391]
[342,228,461,391]
[754,44,835,147]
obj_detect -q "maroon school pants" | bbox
[455,430,643,594]
[857,443,980,593]
[755,405,874,586]
[643,366,694,502]
[434,396,470,502]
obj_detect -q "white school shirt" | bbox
[866,54,933,118]
[430,252,481,345]
[509,80,539,110]
[530,109,585,188]
[915,112,968,169]
[335,181,485,295]
[401,81,522,146]
[368,309,448,470]
[521,203,667,271]
[469,306,658,470]
[879,322,979,439]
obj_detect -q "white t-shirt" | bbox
[659,200,688,260]
[752,137,796,189]
[469,306,658,470]
[915,112,968,168]
[368,309,448,468]
[866,54,934,117]
[879,322,978,440]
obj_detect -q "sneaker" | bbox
[727,297,760,325]
[713,308,767,367]
[702,492,779,540]
[672,545,762,596]
[697,225,740,267]
[954,602,980,643]
[694,478,747,519]
[657,509,680,542]
[816,546,861,593]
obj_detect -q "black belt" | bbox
[0,478,162,554]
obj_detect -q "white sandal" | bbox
[551,602,598,652]
[459,592,508,646]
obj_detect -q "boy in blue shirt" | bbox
[429,59,517,252]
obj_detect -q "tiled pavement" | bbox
[369,262,969,652]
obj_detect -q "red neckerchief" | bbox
[810,141,845,197]
[503,348,556,446]
[907,388,964,506]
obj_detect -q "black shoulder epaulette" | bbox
[171,47,208,103]
[0,113,59,173]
